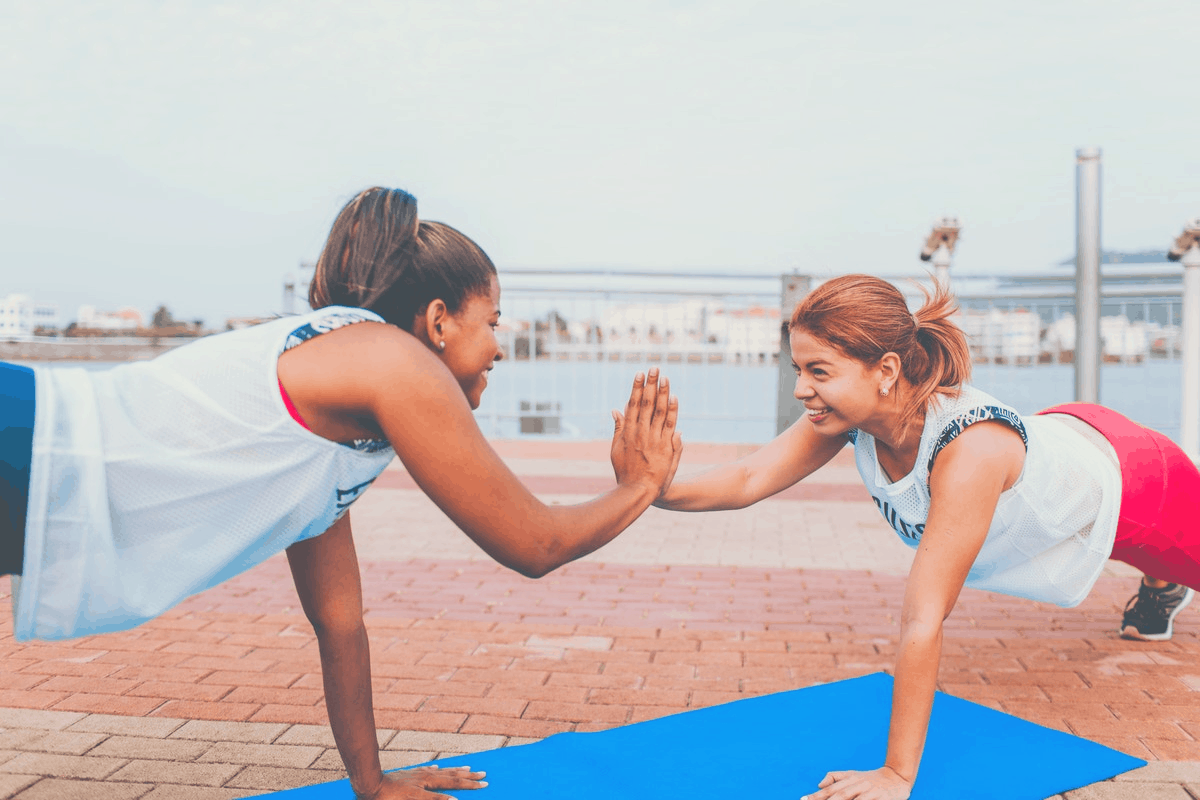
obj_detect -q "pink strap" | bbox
[278,380,311,431]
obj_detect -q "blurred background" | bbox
[3,0,1198,443]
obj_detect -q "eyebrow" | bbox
[792,360,832,370]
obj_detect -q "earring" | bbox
[438,341,446,350]
[879,387,889,397]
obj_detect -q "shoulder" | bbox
[928,414,1026,495]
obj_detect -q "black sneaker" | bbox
[1120,582,1194,641]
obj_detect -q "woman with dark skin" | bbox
[1,187,683,799]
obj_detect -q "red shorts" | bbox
[1038,403,1200,590]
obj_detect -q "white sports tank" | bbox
[849,384,1121,607]
[15,307,395,641]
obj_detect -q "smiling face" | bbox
[789,327,889,437]
[438,274,503,410]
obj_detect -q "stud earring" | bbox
[438,341,446,350]
[879,387,889,397]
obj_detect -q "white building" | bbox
[77,305,143,331]
[0,294,60,339]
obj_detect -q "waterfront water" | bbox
[17,358,1182,445]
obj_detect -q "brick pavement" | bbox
[0,441,1197,799]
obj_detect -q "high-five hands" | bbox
[357,765,487,799]
[802,766,913,800]
[610,368,683,497]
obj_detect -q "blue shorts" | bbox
[1,362,35,576]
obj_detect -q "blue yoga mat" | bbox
[256,672,1145,799]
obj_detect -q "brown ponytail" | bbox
[789,274,972,436]
[308,187,496,332]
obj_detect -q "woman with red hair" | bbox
[655,274,1198,800]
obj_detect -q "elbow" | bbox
[515,560,555,580]
[506,538,568,580]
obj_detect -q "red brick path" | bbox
[3,560,1198,763]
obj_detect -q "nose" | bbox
[793,374,814,402]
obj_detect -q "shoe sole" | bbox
[1120,586,1195,641]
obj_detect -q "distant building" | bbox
[224,316,275,331]
[0,294,60,338]
[76,305,143,331]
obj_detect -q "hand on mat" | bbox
[803,766,912,800]
[359,765,487,799]
[611,368,683,497]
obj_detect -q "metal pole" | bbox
[932,243,952,289]
[776,274,812,435]
[1074,147,1102,403]
[1180,244,1200,460]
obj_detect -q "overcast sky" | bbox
[3,1,1198,325]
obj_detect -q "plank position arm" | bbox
[284,323,681,798]
[806,420,1022,800]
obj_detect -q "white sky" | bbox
[2,0,1198,325]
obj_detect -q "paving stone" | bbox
[309,748,434,771]
[385,731,505,753]
[66,715,186,738]
[0,752,127,780]
[503,737,542,747]
[1063,782,1194,799]
[88,735,214,762]
[273,724,395,749]
[138,787,248,800]
[8,731,109,755]
[1112,762,1200,783]
[224,765,344,791]
[0,732,40,751]
[10,777,151,800]
[0,774,39,798]
[107,759,243,787]
[170,720,289,744]
[197,741,323,769]
[0,709,85,732]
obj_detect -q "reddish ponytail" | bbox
[789,274,972,436]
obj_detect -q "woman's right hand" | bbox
[610,368,683,497]
[358,765,487,799]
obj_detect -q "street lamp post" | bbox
[919,217,962,289]
[1074,147,1103,404]
[1169,219,1200,461]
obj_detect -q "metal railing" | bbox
[479,269,1189,444]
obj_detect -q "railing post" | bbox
[1074,147,1103,403]
[932,244,952,288]
[1179,244,1200,460]
[777,274,812,435]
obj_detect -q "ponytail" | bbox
[309,187,496,332]
[790,274,972,438]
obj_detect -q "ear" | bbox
[417,299,450,349]
[877,352,902,393]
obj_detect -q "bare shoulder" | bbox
[277,319,460,422]
[932,419,1026,491]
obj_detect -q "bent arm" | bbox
[305,324,678,578]
[883,421,1023,783]
[655,416,847,511]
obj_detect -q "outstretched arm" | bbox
[806,420,1023,800]
[654,414,847,512]
[288,322,681,578]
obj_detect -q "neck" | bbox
[860,404,925,459]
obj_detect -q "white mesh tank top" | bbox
[849,384,1120,607]
[15,307,395,641]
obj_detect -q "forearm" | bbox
[884,620,943,783]
[653,463,752,511]
[316,624,383,798]
[517,482,658,576]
